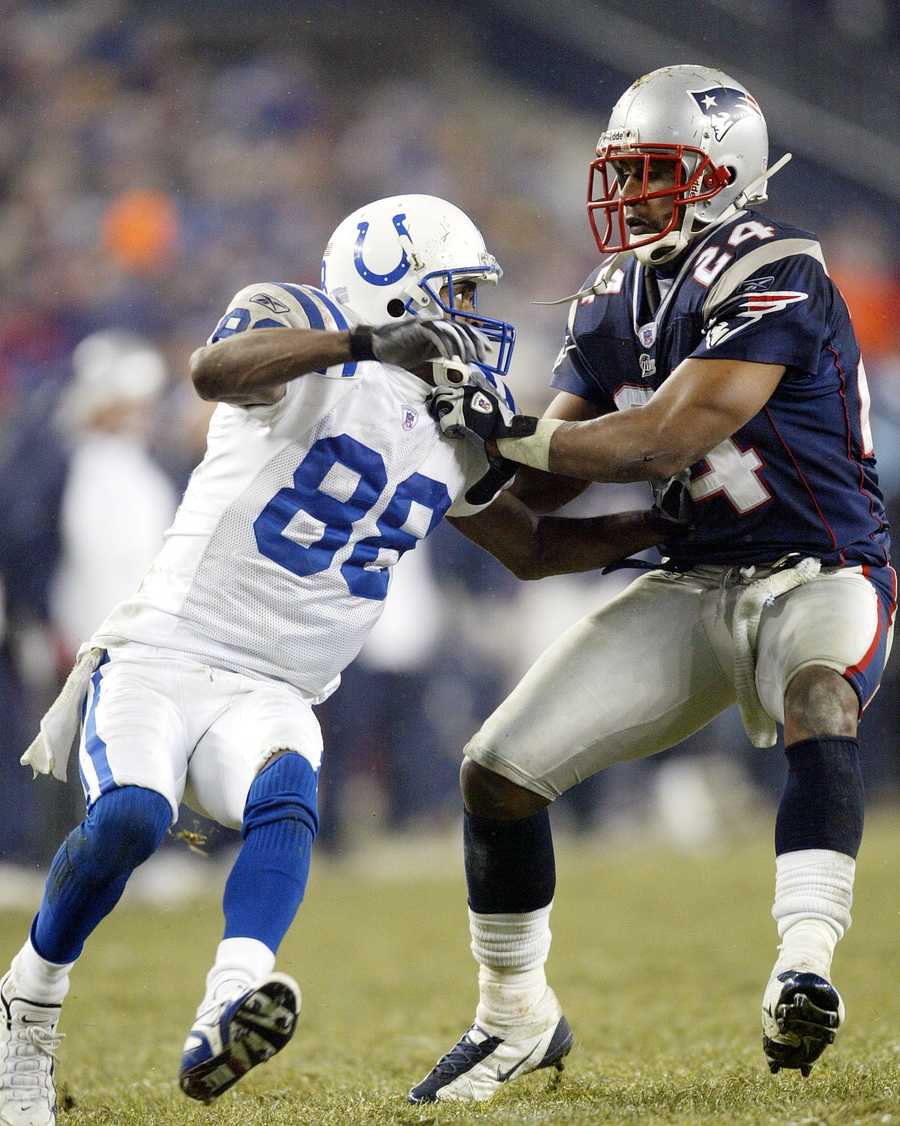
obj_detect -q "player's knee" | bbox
[255,747,294,773]
[244,751,319,840]
[784,666,859,742]
[82,786,170,876]
[460,757,549,820]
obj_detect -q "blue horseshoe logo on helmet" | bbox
[353,213,412,286]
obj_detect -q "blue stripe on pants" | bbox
[83,652,114,800]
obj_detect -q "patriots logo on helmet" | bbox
[689,87,763,142]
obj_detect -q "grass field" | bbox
[1,812,897,1125]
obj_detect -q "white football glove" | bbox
[431,356,474,388]
[349,318,488,370]
[428,382,537,444]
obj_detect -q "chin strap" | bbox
[636,229,689,267]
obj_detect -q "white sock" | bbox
[771,849,855,979]
[469,904,552,1036]
[11,938,74,1006]
[196,937,275,1018]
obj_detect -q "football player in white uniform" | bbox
[0,194,680,1126]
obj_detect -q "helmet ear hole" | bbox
[386,298,406,318]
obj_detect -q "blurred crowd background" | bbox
[1,0,897,870]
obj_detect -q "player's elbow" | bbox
[648,449,694,479]
[638,417,697,480]
[190,346,221,401]
[512,523,562,581]
[495,540,547,581]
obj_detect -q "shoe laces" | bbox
[430,1026,499,1078]
[2,1022,63,1100]
[193,979,252,1028]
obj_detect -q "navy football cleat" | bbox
[408,990,573,1103]
[179,973,301,1102]
[762,970,843,1078]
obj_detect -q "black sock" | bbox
[776,736,864,858]
[464,807,555,914]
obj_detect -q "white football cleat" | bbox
[408,987,573,1103]
[179,973,301,1103]
[762,970,844,1077]
[0,971,63,1126]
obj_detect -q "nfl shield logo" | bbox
[401,405,418,430]
[638,322,657,349]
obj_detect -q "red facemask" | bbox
[587,144,730,256]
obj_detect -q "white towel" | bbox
[20,647,105,782]
[732,557,821,748]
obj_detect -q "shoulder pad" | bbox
[702,237,826,320]
[209,282,359,378]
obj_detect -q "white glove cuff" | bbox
[496,418,564,471]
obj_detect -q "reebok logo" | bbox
[251,293,291,315]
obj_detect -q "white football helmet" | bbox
[321,194,515,376]
[588,65,773,265]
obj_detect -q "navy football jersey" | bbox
[551,210,891,570]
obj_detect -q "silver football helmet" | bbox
[321,194,516,376]
[588,65,774,265]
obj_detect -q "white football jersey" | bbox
[92,282,511,702]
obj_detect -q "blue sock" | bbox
[223,754,319,953]
[33,786,171,963]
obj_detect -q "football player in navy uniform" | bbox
[410,65,894,1103]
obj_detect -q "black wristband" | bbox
[509,414,539,438]
[348,328,376,361]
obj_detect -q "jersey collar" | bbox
[631,210,747,345]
